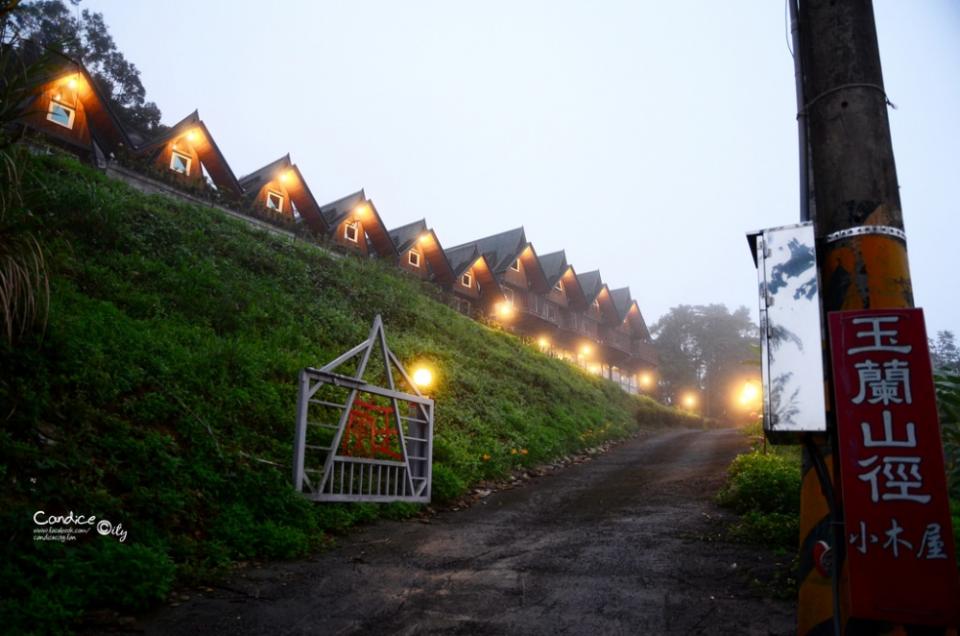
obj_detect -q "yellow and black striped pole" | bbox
[793,1,955,634]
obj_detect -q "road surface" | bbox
[141,428,795,635]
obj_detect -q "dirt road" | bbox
[141,428,795,635]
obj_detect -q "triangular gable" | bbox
[238,154,327,232]
[443,244,504,304]
[389,220,455,287]
[448,227,549,292]
[19,54,132,158]
[137,110,242,197]
[319,191,397,259]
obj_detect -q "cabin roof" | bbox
[389,219,456,286]
[137,110,243,196]
[21,51,134,154]
[577,270,604,303]
[538,250,568,286]
[318,190,397,258]
[237,154,327,232]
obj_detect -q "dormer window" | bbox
[510,259,520,272]
[460,272,473,288]
[265,190,284,212]
[46,100,76,129]
[345,221,359,243]
[408,251,421,268]
[553,279,564,293]
[592,298,600,310]
[169,150,191,176]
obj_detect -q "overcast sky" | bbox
[81,1,960,335]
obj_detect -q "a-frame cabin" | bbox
[238,154,327,233]
[134,110,242,198]
[388,219,455,286]
[318,190,397,259]
[17,57,131,164]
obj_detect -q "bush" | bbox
[717,450,801,516]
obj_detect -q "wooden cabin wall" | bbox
[399,247,431,279]
[155,137,204,187]
[333,218,370,256]
[29,79,92,150]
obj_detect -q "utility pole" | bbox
[795,1,956,634]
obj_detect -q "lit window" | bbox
[46,100,75,129]
[460,272,473,288]
[345,222,359,243]
[553,279,564,293]
[408,251,421,267]
[169,150,191,176]
[510,259,520,272]
[266,190,284,212]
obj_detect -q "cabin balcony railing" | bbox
[523,293,561,325]
[599,329,632,355]
[559,312,598,339]
[632,341,659,365]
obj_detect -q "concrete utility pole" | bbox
[794,1,941,634]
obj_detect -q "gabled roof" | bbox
[137,110,242,197]
[448,227,526,274]
[20,51,133,154]
[389,219,456,286]
[609,287,634,322]
[445,243,483,278]
[318,190,398,259]
[610,286,653,341]
[538,250,568,287]
[577,270,605,303]
[388,218,428,253]
[447,227,549,291]
[442,244,504,303]
[238,154,327,233]
[540,250,587,307]
[319,189,366,227]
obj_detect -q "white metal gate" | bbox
[292,315,434,503]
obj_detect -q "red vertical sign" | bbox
[829,308,959,625]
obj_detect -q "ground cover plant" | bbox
[0,154,700,633]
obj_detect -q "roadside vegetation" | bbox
[716,423,801,551]
[0,154,700,632]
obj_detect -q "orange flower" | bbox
[510,448,518,455]
[520,449,528,455]
[482,453,491,461]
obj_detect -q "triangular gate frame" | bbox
[292,315,434,503]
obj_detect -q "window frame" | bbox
[344,221,360,243]
[408,250,421,268]
[553,279,564,293]
[46,99,76,129]
[265,190,284,213]
[510,258,521,272]
[460,272,473,288]
[169,149,192,176]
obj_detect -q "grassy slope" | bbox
[0,155,698,631]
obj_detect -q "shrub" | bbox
[717,450,801,516]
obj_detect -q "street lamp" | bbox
[412,366,433,389]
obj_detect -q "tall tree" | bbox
[11,0,162,133]
[651,304,758,420]
[930,330,960,374]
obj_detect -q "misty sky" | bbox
[81,1,960,335]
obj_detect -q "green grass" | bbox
[0,154,699,632]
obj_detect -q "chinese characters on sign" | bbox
[340,399,402,460]
[829,309,959,626]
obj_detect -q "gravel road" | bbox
[139,428,795,635]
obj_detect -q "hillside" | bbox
[0,155,697,632]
